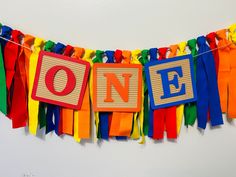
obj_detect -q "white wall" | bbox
[1,0,236,177]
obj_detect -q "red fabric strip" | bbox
[153,47,168,139]
[6,30,29,128]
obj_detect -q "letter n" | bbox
[103,73,132,102]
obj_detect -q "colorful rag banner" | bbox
[0,22,235,143]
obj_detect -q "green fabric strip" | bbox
[0,23,7,115]
[184,39,197,126]
[0,30,7,115]
[92,50,104,139]
[139,49,149,135]
[38,40,55,128]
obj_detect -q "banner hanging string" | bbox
[0,35,233,59]
[0,36,32,51]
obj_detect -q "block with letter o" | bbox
[32,51,90,109]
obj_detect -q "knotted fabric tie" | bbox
[97,50,114,140]
[139,49,149,136]
[148,48,158,138]
[92,50,104,139]
[105,50,114,63]
[130,49,142,140]
[60,45,75,135]
[0,25,12,115]
[111,49,127,140]
[206,32,219,75]
[93,50,104,63]
[44,40,55,52]
[109,50,133,138]
[168,45,179,136]
[4,30,23,114]
[0,46,6,114]
[217,28,236,118]
[71,47,85,142]
[196,36,223,129]
[228,24,236,44]
[46,42,65,135]
[8,30,31,128]
[23,35,35,90]
[114,49,123,63]
[227,25,236,118]
[176,42,187,135]
[106,50,120,137]
[153,47,177,140]
[38,40,55,129]
[80,49,94,139]
[168,45,178,58]
[0,25,12,52]
[28,38,44,135]
[216,29,231,114]
[117,50,133,137]
[184,39,197,126]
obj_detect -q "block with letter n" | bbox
[145,54,197,109]
[93,63,142,112]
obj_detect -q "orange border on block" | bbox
[93,63,142,112]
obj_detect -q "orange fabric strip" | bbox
[108,50,134,137]
[217,27,236,118]
[228,25,236,118]
[79,49,94,139]
[61,45,74,135]
[23,35,35,90]
[118,112,133,136]
[216,29,231,113]
[61,109,74,135]
[71,47,90,140]
[109,112,120,136]
[78,85,90,138]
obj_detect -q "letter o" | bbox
[45,65,76,96]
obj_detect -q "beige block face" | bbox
[148,59,194,106]
[36,55,86,106]
[94,64,142,112]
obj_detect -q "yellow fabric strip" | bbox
[228,24,236,43]
[139,80,145,144]
[78,85,90,138]
[130,49,142,140]
[28,38,44,135]
[82,49,95,139]
[77,49,95,139]
[73,110,80,142]
[72,47,85,142]
[176,41,187,135]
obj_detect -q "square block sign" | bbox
[145,54,197,109]
[32,51,90,109]
[93,63,142,112]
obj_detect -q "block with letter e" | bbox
[32,51,90,109]
[93,63,142,112]
[145,54,197,109]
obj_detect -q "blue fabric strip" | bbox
[196,36,223,129]
[0,26,12,53]
[148,48,158,138]
[116,136,127,140]
[46,42,65,135]
[98,50,115,140]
